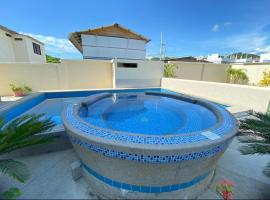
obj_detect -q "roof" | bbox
[0,24,44,45]
[69,23,150,53]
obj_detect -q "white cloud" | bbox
[211,24,219,32]
[202,32,270,54]
[224,22,232,29]
[255,45,270,54]
[20,32,80,58]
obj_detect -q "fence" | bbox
[162,78,270,112]
[0,60,113,96]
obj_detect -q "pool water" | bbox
[18,89,227,127]
[80,93,217,135]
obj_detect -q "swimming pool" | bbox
[80,92,217,135]
[0,88,228,128]
[63,90,237,199]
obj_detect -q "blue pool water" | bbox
[1,88,228,127]
[80,93,217,135]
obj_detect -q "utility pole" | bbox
[160,32,166,60]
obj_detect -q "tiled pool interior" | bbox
[80,93,217,135]
[1,88,229,127]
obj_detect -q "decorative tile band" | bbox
[82,161,211,193]
[65,100,235,145]
[69,134,229,163]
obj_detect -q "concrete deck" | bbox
[0,137,269,199]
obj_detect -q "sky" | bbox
[1,0,270,59]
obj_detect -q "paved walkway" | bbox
[0,137,269,199]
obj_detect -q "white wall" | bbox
[13,37,30,62]
[114,59,164,88]
[0,60,113,96]
[0,28,46,63]
[168,61,230,83]
[82,35,146,59]
[24,37,46,63]
[162,78,270,112]
[231,63,270,85]
[0,29,15,62]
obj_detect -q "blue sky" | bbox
[1,0,270,58]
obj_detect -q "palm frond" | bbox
[0,159,30,183]
[239,143,270,155]
[0,114,55,154]
[238,136,268,144]
[263,161,270,177]
[3,187,22,199]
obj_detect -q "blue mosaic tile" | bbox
[82,162,211,193]
[65,100,235,146]
[68,134,229,163]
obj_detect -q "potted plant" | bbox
[216,179,234,200]
[9,84,32,97]
[22,84,32,95]
[9,84,24,97]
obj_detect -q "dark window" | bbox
[32,42,41,55]
[5,33,11,37]
[14,38,23,41]
[117,63,137,68]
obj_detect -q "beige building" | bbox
[69,23,150,60]
[0,25,46,63]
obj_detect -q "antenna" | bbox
[160,32,166,60]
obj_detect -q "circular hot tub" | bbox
[62,91,238,199]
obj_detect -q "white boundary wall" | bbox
[168,61,230,83]
[113,59,164,88]
[231,63,270,85]
[0,60,113,96]
[0,59,164,96]
[162,78,270,112]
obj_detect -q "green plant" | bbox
[0,114,55,198]
[9,84,32,96]
[9,84,22,92]
[226,68,249,84]
[164,63,178,78]
[259,70,270,86]
[22,85,32,93]
[237,112,270,178]
[46,54,60,63]
[3,188,22,199]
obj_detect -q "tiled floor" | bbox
[1,137,269,199]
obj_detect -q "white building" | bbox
[260,53,270,63]
[69,23,150,60]
[206,54,223,63]
[0,25,46,63]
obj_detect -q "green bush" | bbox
[237,112,270,178]
[0,115,55,198]
[226,68,249,84]
[259,70,270,86]
[46,54,60,63]
[164,63,178,78]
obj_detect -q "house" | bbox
[206,53,234,64]
[0,25,46,63]
[69,23,150,60]
[260,53,270,63]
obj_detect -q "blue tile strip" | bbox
[81,161,211,193]
[69,134,229,163]
[65,101,234,145]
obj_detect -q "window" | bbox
[117,63,137,68]
[14,38,23,41]
[32,42,41,55]
[5,33,11,37]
